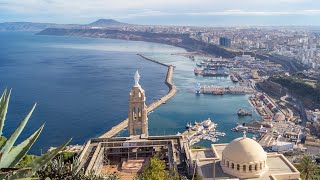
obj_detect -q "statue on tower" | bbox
[128,70,148,136]
[243,131,247,138]
[134,70,140,87]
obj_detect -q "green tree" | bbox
[191,146,205,149]
[18,155,40,168]
[60,151,77,163]
[139,155,168,180]
[296,156,317,180]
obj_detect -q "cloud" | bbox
[186,9,320,16]
[118,10,174,19]
[0,0,319,23]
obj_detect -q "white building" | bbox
[272,141,294,152]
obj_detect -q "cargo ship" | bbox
[199,85,254,95]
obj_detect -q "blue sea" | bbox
[0,32,260,154]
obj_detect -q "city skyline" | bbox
[1,0,320,26]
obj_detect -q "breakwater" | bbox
[137,54,169,67]
[100,55,177,138]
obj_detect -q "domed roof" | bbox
[274,112,285,121]
[222,136,267,164]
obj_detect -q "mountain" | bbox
[0,22,80,32]
[89,19,126,26]
[0,19,125,32]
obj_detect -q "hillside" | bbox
[0,19,125,31]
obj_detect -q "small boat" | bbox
[237,109,252,116]
[186,122,192,129]
[196,63,202,67]
[231,124,249,132]
[230,75,239,82]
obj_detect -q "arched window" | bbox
[260,163,263,170]
[255,164,258,171]
[138,108,141,117]
[249,165,252,171]
[227,161,229,167]
[232,163,234,169]
[243,165,246,172]
[237,164,240,171]
[133,107,137,119]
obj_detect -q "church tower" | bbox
[128,71,148,136]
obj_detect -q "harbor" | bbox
[181,118,226,146]
[101,52,300,149]
[198,85,254,95]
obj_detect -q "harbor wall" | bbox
[100,56,177,138]
[137,54,170,67]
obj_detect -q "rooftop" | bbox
[189,143,300,180]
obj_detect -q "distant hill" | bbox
[89,19,126,26]
[0,22,80,32]
[0,19,125,32]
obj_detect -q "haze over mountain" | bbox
[1,0,320,26]
[89,19,126,26]
[0,19,126,31]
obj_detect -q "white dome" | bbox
[222,137,267,164]
[221,136,268,178]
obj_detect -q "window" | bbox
[232,163,234,169]
[243,165,246,172]
[249,165,252,171]
[138,108,141,117]
[237,164,240,171]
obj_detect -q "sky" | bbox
[1,0,320,26]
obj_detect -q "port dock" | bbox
[100,56,177,138]
[200,85,254,95]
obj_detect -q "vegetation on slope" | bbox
[37,154,119,180]
[270,75,320,107]
[0,88,71,179]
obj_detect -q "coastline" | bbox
[99,55,177,138]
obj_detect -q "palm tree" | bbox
[296,155,317,180]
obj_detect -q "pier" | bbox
[200,85,254,95]
[137,54,170,67]
[100,57,177,138]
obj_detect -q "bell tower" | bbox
[128,71,148,136]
